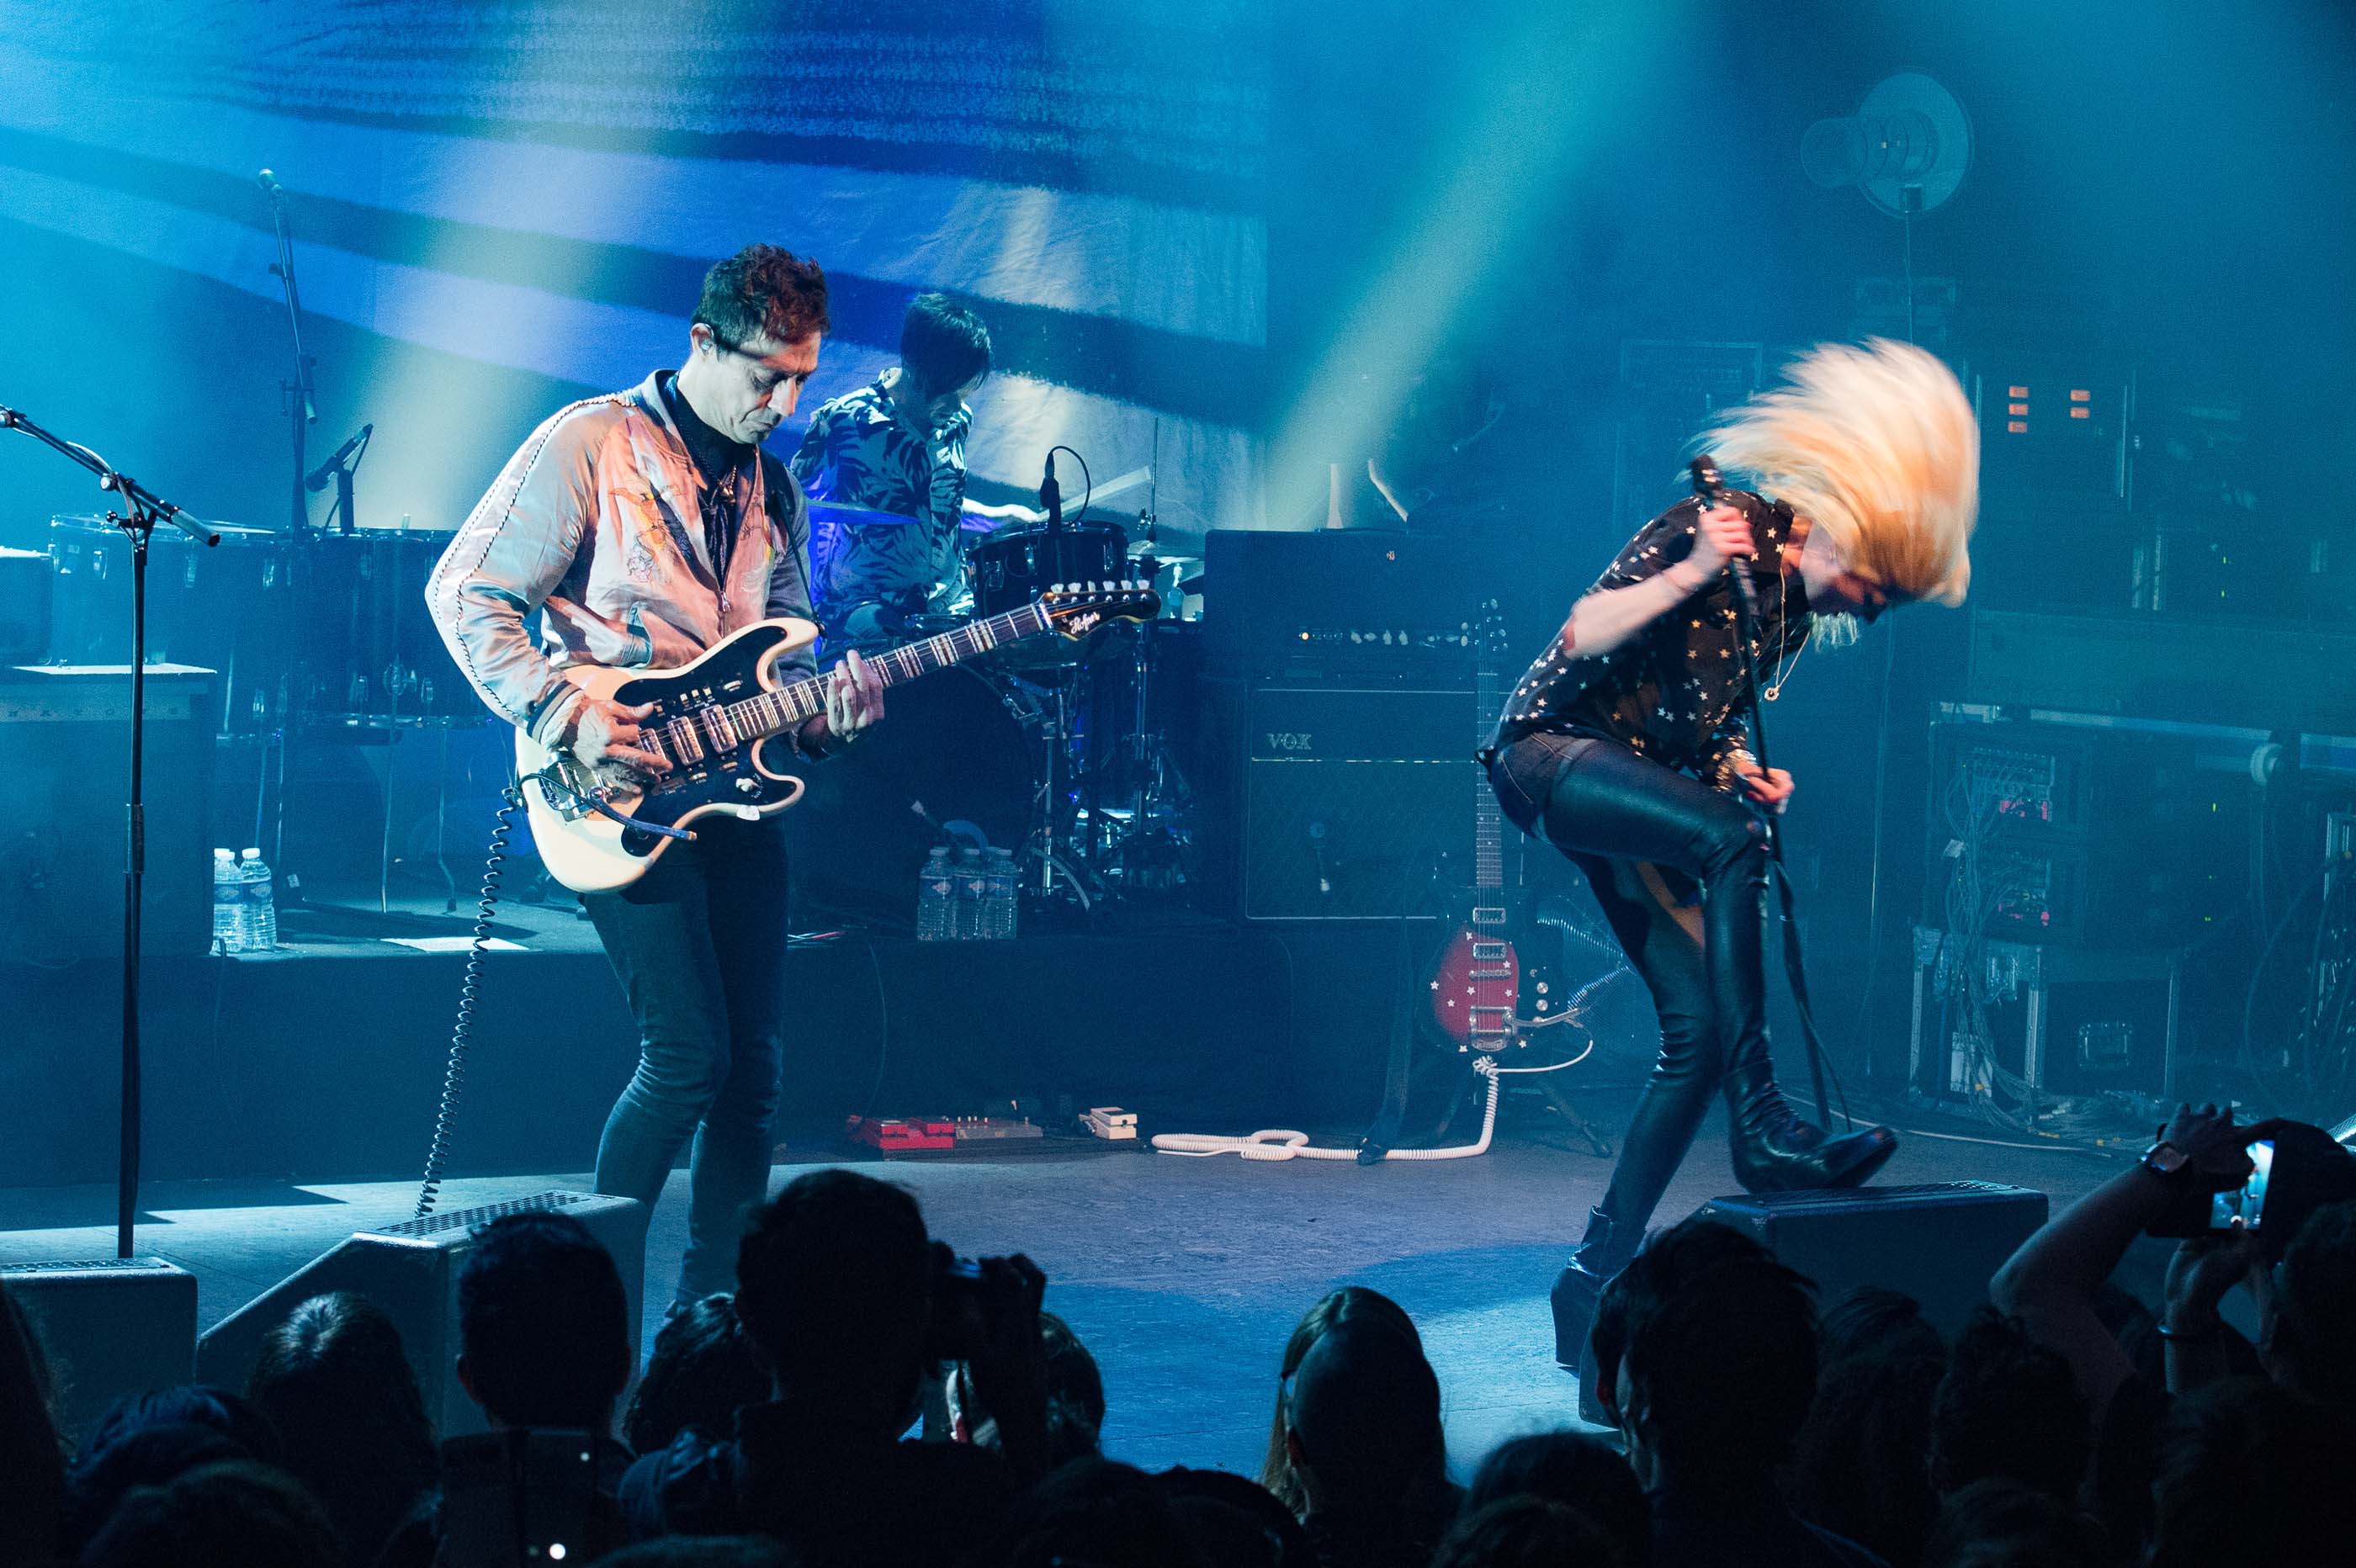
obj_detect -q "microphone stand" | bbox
[263,177,317,542]
[1691,457,1844,1129]
[1,405,216,1258]
[262,173,319,899]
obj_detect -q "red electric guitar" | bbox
[1423,602,1559,1055]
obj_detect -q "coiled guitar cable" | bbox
[416,783,524,1217]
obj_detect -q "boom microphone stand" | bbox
[1,404,216,1258]
[259,167,316,893]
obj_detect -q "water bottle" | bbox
[240,846,278,952]
[915,849,955,941]
[952,848,989,940]
[212,849,244,955]
[984,847,1020,940]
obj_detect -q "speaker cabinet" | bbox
[1206,681,1478,920]
[196,1192,645,1437]
[3,1257,198,1444]
[1,665,216,959]
[0,548,50,663]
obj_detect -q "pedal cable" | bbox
[417,784,523,1216]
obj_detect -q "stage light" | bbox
[1802,72,1973,219]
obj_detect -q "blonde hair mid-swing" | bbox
[1697,338,1979,612]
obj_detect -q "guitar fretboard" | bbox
[1474,659,1504,893]
[650,602,1053,763]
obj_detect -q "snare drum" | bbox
[965,521,1128,619]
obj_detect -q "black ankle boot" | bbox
[1723,1058,1898,1193]
[1549,1205,1630,1369]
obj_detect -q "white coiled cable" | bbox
[1151,1056,1506,1163]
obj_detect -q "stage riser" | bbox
[3,927,1409,1187]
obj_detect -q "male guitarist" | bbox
[427,244,885,1311]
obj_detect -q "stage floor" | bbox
[0,1120,2129,1477]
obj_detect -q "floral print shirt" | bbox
[788,375,974,622]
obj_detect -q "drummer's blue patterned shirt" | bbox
[788,373,974,624]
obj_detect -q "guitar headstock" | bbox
[1040,581,1162,638]
[1476,596,1511,663]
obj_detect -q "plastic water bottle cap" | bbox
[241,847,263,860]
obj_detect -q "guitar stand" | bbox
[1517,1069,1615,1159]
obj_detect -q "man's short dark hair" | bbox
[734,1170,931,1387]
[1611,1217,1819,1488]
[456,1211,631,1430]
[695,244,830,350]
[899,293,992,392]
[1929,1308,2092,1502]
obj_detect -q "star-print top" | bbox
[1485,489,1809,790]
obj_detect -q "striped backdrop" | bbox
[0,1,1267,534]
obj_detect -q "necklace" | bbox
[1761,623,1805,701]
[1761,534,1803,702]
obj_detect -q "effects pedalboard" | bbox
[843,1108,1137,1151]
[844,1115,1046,1152]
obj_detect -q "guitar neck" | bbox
[1473,662,1504,893]
[726,602,1053,741]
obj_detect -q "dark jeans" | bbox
[1488,732,1773,1265]
[582,816,789,1307]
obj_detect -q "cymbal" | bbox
[808,501,922,529]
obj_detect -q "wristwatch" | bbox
[2142,1141,2192,1179]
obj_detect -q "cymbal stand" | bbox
[1025,672,1103,911]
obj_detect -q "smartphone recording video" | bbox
[2209,1138,2275,1231]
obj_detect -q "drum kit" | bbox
[786,500,1205,925]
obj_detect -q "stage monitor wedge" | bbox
[3,1257,198,1445]
[196,1192,645,1438]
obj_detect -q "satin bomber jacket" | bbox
[426,371,820,747]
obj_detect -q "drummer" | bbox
[788,293,1038,654]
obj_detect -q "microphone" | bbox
[1039,450,1063,532]
[1688,453,1759,621]
[305,423,372,491]
[257,168,285,200]
[1308,820,1331,896]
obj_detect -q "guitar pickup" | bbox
[1471,941,1509,961]
[1472,907,1509,926]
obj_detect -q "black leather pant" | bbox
[1488,732,1773,1270]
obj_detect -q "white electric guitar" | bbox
[517,584,1159,892]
